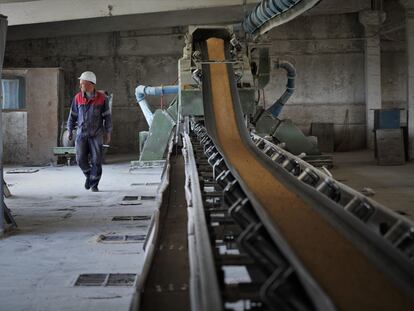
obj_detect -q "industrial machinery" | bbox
[134,25,256,167]
[131,1,414,310]
[136,30,326,166]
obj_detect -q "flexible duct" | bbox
[267,60,296,118]
[135,85,179,127]
[243,0,320,35]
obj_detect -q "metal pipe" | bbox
[0,15,7,237]
[267,59,296,118]
[135,84,179,127]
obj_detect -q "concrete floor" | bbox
[0,155,162,311]
[1,150,413,310]
[331,150,414,222]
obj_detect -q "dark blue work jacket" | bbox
[67,91,112,138]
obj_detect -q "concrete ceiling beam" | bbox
[1,0,373,27]
[6,5,256,41]
[0,0,260,26]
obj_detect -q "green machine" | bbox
[249,47,322,157]
[135,26,325,167]
[134,86,179,167]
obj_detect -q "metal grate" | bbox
[125,235,146,242]
[123,196,139,201]
[74,274,107,286]
[122,195,156,201]
[98,234,146,243]
[99,235,124,242]
[55,208,75,212]
[106,273,137,286]
[6,168,39,174]
[74,273,137,287]
[131,182,160,186]
[112,215,151,221]
[140,195,156,200]
[120,202,142,206]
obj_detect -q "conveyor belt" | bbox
[139,153,190,311]
[200,37,414,310]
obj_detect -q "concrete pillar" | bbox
[400,0,414,159]
[0,15,7,237]
[359,10,386,149]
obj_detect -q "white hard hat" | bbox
[78,71,96,84]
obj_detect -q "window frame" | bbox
[1,75,26,111]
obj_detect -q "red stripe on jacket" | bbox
[75,91,105,106]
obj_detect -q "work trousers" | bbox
[75,135,103,188]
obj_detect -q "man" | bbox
[67,71,112,192]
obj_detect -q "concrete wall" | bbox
[261,13,367,150]
[2,68,61,164]
[3,4,408,153]
[258,8,407,150]
[4,30,183,154]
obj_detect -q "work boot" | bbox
[91,186,99,192]
[84,178,91,190]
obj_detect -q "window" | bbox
[1,77,25,110]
